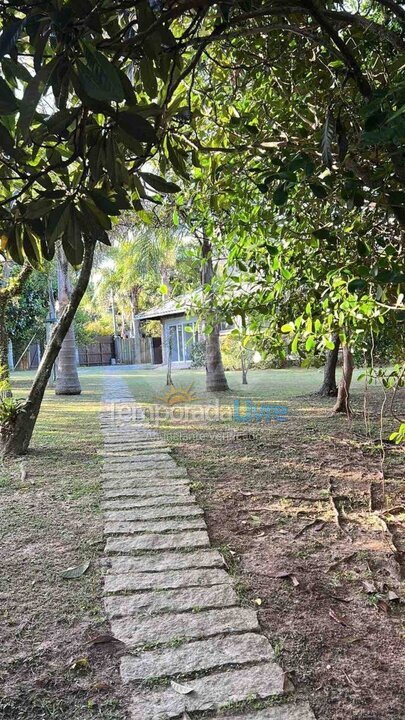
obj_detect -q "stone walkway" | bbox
[100,371,316,720]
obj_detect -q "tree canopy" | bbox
[0,0,403,269]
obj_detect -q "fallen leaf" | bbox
[329,609,349,626]
[283,672,295,692]
[254,598,262,606]
[69,657,90,673]
[377,598,390,614]
[291,575,300,587]
[387,590,400,602]
[170,680,194,695]
[240,491,252,497]
[61,561,91,580]
[362,580,377,594]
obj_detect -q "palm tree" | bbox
[201,236,229,392]
[55,246,81,395]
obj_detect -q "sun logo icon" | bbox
[157,383,197,406]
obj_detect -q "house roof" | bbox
[134,293,197,321]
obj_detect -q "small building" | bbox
[133,294,199,367]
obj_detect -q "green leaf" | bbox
[375,269,405,284]
[24,198,55,219]
[0,121,14,154]
[78,198,110,242]
[62,207,84,266]
[321,109,334,169]
[87,189,120,216]
[0,20,24,60]
[116,111,157,143]
[309,182,328,199]
[46,201,70,242]
[0,76,18,114]
[17,58,59,139]
[281,323,294,333]
[324,339,335,350]
[348,278,367,293]
[140,172,180,194]
[140,57,158,99]
[23,227,42,268]
[273,185,288,206]
[76,43,125,102]
[305,336,314,351]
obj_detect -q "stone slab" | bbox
[102,476,189,490]
[104,486,191,499]
[121,632,273,681]
[111,606,258,646]
[108,549,224,574]
[102,495,196,510]
[105,567,230,592]
[102,467,187,480]
[129,662,284,719]
[105,517,205,535]
[103,438,167,444]
[103,448,171,456]
[104,505,203,521]
[105,583,238,618]
[104,454,174,465]
[219,704,316,720]
[103,461,176,473]
[104,444,165,451]
[105,530,210,553]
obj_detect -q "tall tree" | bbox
[201,236,229,392]
[55,247,81,395]
[0,263,32,390]
[318,333,340,397]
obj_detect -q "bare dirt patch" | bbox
[164,386,405,720]
[0,374,127,720]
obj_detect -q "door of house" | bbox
[168,322,194,362]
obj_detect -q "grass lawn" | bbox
[0,369,126,720]
[1,364,404,720]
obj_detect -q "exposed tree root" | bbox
[328,479,352,541]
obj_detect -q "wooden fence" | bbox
[114,336,154,365]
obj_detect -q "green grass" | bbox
[1,368,127,720]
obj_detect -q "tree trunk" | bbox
[318,333,340,396]
[1,243,95,457]
[240,313,249,385]
[333,345,354,414]
[0,301,9,388]
[201,237,229,392]
[55,247,81,395]
[0,264,32,396]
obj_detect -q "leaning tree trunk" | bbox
[333,345,354,414]
[1,243,95,457]
[318,333,340,396]
[55,247,81,395]
[201,237,229,392]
